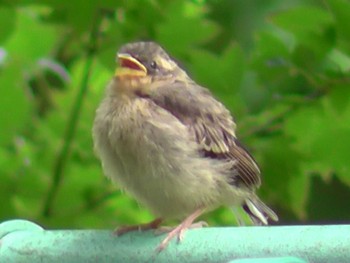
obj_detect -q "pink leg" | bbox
[114,217,163,236]
[157,208,206,252]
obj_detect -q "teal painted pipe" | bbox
[0,220,349,263]
[230,257,307,263]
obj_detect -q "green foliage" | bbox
[1,0,349,229]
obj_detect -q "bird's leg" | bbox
[114,217,163,236]
[157,208,206,252]
[155,221,208,235]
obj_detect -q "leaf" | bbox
[0,6,16,43]
[284,88,350,187]
[39,0,100,33]
[328,83,350,114]
[287,167,310,220]
[0,64,32,146]
[270,6,334,56]
[271,6,332,40]
[307,175,350,222]
[248,30,296,109]
[189,45,245,113]
[4,8,58,64]
[251,30,291,80]
[323,48,350,74]
[328,0,350,42]
[257,135,307,219]
[157,1,219,57]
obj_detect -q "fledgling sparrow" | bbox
[93,41,278,251]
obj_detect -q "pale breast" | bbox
[93,95,232,219]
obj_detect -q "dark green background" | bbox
[1,0,350,229]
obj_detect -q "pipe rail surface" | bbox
[0,220,349,262]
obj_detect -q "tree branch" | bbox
[42,11,105,218]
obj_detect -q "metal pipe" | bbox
[1,220,348,263]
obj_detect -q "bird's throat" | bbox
[113,75,152,99]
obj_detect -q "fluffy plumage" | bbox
[93,41,278,249]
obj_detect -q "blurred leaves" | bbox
[328,0,350,43]
[157,1,219,56]
[189,44,245,112]
[0,64,31,145]
[1,0,350,229]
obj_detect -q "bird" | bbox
[92,41,278,251]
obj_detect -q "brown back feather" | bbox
[141,80,262,189]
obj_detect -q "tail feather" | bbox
[243,196,278,225]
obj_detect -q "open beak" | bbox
[115,53,147,77]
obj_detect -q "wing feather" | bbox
[141,80,261,189]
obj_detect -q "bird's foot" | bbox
[114,217,163,236]
[156,208,206,252]
[155,221,208,235]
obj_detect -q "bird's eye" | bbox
[150,61,157,69]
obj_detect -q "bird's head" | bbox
[115,42,185,81]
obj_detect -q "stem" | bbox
[42,12,103,217]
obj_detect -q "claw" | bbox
[156,208,206,252]
[114,218,163,236]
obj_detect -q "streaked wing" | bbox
[143,80,261,189]
[191,114,261,188]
